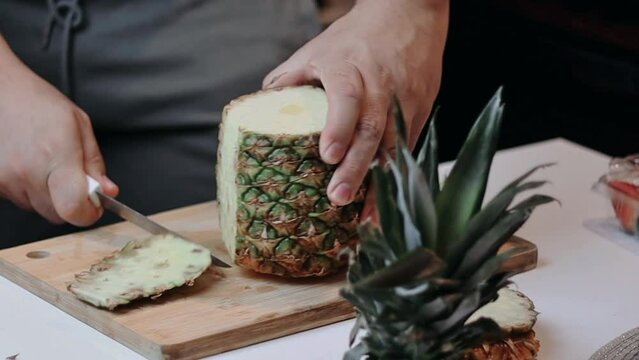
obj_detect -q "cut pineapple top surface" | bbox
[466,288,538,335]
[226,86,328,134]
[68,234,212,310]
[217,86,329,261]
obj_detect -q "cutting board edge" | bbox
[160,299,356,360]
[500,236,538,274]
[0,257,165,360]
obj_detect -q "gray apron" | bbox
[0,0,321,247]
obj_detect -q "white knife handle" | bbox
[86,175,102,207]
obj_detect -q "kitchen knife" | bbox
[86,176,231,268]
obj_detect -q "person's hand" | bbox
[263,0,448,211]
[0,36,118,226]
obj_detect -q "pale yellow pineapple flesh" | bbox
[68,234,212,310]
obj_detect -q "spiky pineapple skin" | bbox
[234,131,364,277]
[465,331,540,360]
[465,289,540,360]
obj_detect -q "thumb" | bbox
[48,158,103,227]
[263,68,313,90]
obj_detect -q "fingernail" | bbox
[331,183,352,205]
[266,72,287,88]
[101,175,118,193]
[323,143,344,164]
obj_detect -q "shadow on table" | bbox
[583,218,639,256]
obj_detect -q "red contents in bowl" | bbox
[608,180,639,233]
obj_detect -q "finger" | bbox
[263,59,295,88]
[2,152,61,221]
[18,147,67,224]
[75,109,119,197]
[327,92,388,206]
[22,168,65,224]
[264,68,314,89]
[263,48,311,88]
[29,192,64,224]
[318,62,364,165]
[326,58,390,205]
[47,115,103,227]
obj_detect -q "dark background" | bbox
[433,0,638,160]
[320,0,638,160]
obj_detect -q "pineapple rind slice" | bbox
[68,234,212,310]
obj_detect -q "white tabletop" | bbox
[2,138,638,359]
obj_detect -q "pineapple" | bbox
[217,86,364,277]
[68,234,212,310]
[465,288,540,359]
[341,88,554,359]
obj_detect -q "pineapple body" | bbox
[465,331,540,360]
[465,288,540,360]
[340,88,553,360]
[218,86,363,277]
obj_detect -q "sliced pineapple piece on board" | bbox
[217,86,363,277]
[68,234,212,310]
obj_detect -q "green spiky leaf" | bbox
[388,148,438,251]
[344,342,369,360]
[372,166,405,257]
[354,248,443,289]
[388,158,423,252]
[453,207,537,279]
[417,110,441,200]
[403,147,438,250]
[446,179,551,273]
[341,87,554,360]
[435,88,504,256]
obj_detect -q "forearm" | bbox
[0,34,18,66]
[0,34,29,77]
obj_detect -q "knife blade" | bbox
[86,176,231,268]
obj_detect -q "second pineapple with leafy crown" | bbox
[217,86,364,277]
[341,88,554,360]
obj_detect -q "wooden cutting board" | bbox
[0,202,537,360]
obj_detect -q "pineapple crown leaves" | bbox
[341,87,557,360]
